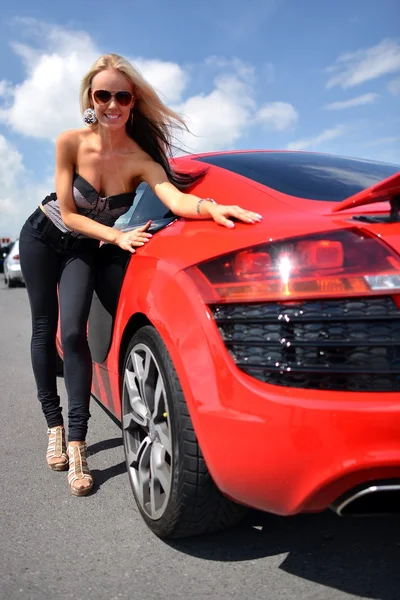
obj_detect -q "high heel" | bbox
[67,444,93,496]
[46,426,68,471]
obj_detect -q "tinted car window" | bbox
[196,152,399,202]
[113,183,147,230]
[114,183,174,230]
[126,184,174,227]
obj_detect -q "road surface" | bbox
[1,282,399,600]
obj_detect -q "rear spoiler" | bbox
[332,171,400,220]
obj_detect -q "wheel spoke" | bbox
[123,341,173,521]
[132,436,152,508]
[126,435,150,469]
[132,349,145,385]
[154,422,172,457]
[124,367,148,427]
[149,476,159,517]
[151,441,171,497]
[132,348,153,407]
[122,413,135,431]
[149,442,171,516]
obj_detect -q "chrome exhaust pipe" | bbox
[331,481,400,517]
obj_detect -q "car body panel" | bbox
[94,263,400,510]
[4,240,24,284]
[56,150,400,517]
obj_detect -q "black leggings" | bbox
[19,219,98,442]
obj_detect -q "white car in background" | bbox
[4,240,24,287]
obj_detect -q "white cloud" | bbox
[0,21,192,141]
[0,27,99,141]
[0,21,272,155]
[173,75,256,153]
[326,39,400,89]
[0,135,24,187]
[204,56,273,86]
[0,18,301,230]
[0,80,12,96]
[204,56,256,83]
[255,101,298,131]
[324,92,378,110]
[388,77,400,95]
[132,58,188,103]
[287,124,347,151]
[0,135,51,237]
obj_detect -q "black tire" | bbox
[7,277,17,288]
[121,325,246,539]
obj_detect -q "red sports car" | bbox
[57,150,400,538]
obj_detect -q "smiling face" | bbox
[90,68,135,129]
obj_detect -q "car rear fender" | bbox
[109,259,225,447]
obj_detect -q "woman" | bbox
[19,53,262,497]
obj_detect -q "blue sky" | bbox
[0,0,399,236]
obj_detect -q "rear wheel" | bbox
[121,325,246,538]
[7,276,17,288]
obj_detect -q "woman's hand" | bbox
[115,221,152,253]
[207,204,263,229]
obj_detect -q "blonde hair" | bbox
[80,54,205,188]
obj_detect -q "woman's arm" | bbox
[141,160,262,229]
[54,132,151,252]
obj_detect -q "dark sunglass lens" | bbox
[94,90,112,104]
[115,92,133,106]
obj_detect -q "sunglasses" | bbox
[92,89,134,107]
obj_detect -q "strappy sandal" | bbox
[67,444,93,496]
[46,426,68,471]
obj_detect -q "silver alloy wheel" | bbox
[122,343,172,520]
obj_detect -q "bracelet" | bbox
[197,197,216,215]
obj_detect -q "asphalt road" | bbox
[1,281,399,600]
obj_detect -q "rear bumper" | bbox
[7,265,24,282]
[196,379,400,515]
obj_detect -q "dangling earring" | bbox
[83,108,97,125]
[130,109,134,126]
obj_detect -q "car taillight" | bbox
[186,229,400,303]
[12,254,20,260]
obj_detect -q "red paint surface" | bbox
[57,152,400,515]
